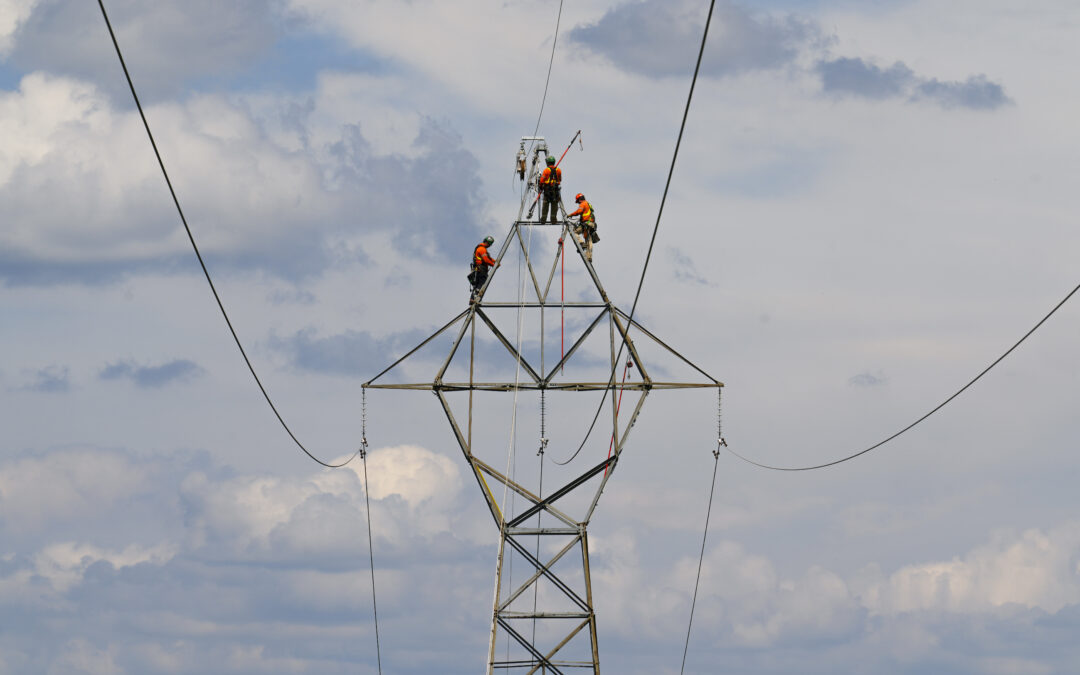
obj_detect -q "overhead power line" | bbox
[96,0,359,469]
[532,0,564,139]
[727,280,1080,472]
[554,0,720,465]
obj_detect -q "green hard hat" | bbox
[483,236,495,245]
[546,156,556,165]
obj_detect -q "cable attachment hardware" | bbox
[361,388,370,459]
[539,390,548,456]
[515,141,526,181]
[713,388,724,458]
[714,437,726,459]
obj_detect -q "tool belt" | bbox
[575,221,599,243]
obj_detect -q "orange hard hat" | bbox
[575,193,584,202]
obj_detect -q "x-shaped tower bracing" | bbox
[365,142,721,674]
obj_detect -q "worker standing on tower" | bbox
[567,193,598,263]
[468,236,499,302]
[538,155,562,224]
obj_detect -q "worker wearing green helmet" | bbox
[468,236,499,302]
[538,156,562,224]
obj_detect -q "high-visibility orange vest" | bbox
[570,200,594,223]
[540,166,562,187]
[474,243,495,266]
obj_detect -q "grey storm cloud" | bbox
[17,365,70,393]
[818,57,1011,110]
[99,358,202,388]
[569,0,821,78]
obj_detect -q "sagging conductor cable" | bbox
[97,0,359,469]
[727,280,1080,472]
[553,0,719,466]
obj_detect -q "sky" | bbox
[1,0,1079,673]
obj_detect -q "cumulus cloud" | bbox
[0,447,152,531]
[5,444,1080,673]
[861,525,1080,615]
[0,73,491,287]
[818,57,1011,110]
[0,444,485,673]
[569,0,820,78]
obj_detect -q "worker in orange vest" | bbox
[567,193,598,263]
[538,156,562,224]
[468,236,499,301]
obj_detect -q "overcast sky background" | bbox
[2,0,1079,673]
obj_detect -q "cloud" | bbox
[860,525,1080,615]
[99,358,202,388]
[16,364,69,392]
[6,445,1080,673]
[0,447,152,531]
[818,57,1011,110]
[915,75,1011,111]
[567,2,1009,113]
[669,246,712,286]
[0,0,39,58]
[6,0,278,99]
[569,0,820,78]
[849,370,887,387]
[270,326,423,378]
[818,56,915,100]
[0,74,491,287]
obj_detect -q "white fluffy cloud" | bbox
[0,69,491,285]
[0,0,38,57]
[862,525,1080,615]
[4,444,1080,674]
[0,446,149,531]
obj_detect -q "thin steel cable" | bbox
[96,0,357,468]
[521,0,564,213]
[681,451,720,674]
[727,280,1080,472]
[531,0,564,140]
[680,390,724,673]
[495,224,536,664]
[359,391,383,674]
[553,0,718,465]
[360,459,383,671]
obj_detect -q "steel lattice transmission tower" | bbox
[364,137,721,673]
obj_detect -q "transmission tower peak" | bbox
[365,145,720,674]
